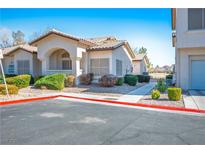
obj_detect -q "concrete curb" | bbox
[1,94,205,114]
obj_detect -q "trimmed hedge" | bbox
[151,89,160,100]
[166,74,173,80]
[34,74,65,90]
[6,74,31,89]
[168,88,182,101]
[80,73,93,85]
[0,84,19,95]
[137,75,150,83]
[115,77,124,86]
[124,74,134,83]
[126,75,138,86]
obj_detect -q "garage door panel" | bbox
[191,60,205,90]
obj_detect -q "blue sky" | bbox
[0,8,174,66]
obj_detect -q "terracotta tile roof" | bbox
[133,53,147,61]
[87,40,126,51]
[2,44,37,55]
[30,29,95,46]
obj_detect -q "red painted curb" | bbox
[0,95,59,106]
[58,95,205,114]
[0,94,205,114]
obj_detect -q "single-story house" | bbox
[132,53,149,74]
[172,8,205,90]
[2,29,148,85]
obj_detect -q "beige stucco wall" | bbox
[33,34,86,84]
[112,46,133,76]
[176,47,205,90]
[133,61,141,74]
[176,9,205,48]
[2,49,40,76]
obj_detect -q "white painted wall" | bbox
[112,46,133,76]
[2,49,36,76]
[176,9,205,48]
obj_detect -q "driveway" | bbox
[1,98,205,145]
[189,90,205,110]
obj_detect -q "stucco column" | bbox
[74,57,82,85]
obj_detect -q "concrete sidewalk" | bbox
[117,82,156,103]
[183,90,205,110]
[59,82,156,103]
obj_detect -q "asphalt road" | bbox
[1,98,205,145]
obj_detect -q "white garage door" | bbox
[191,60,205,90]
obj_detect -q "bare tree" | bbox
[0,28,12,48]
[12,30,26,45]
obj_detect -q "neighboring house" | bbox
[172,8,205,90]
[132,53,149,74]
[2,29,146,85]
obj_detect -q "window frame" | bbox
[116,59,123,76]
[188,8,205,31]
[17,60,30,74]
[90,58,110,76]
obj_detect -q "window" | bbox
[90,58,109,76]
[61,53,72,70]
[17,60,30,74]
[7,57,15,74]
[188,8,205,30]
[116,59,122,76]
[8,61,15,74]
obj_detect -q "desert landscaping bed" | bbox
[0,83,145,101]
[139,91,184,108]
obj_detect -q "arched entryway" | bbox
[48,49,72,70]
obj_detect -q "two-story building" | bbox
[172,8,205,90]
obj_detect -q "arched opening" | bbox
[49,49,72,70]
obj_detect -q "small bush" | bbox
[124,74,134,83]
[34,76,45,83]
[115,77,124,86]
[80,73,93,85]
[99,74,118,87]
[34,74,65,90]
[65,75,75,87]
[151,89,160,100]
[156,79,167,92]
[6,74,31,89]
[168,88,182,101]
[126,75,138,86]
[137,75,145,83]
[166,74,173,80]
[144,75,151,83]
[0,84,19,95]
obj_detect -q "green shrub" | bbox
[144,75,151,83]
[137,75,145,83]
[166,74,173,80]
[124,74,134,83]
[65,75,75,87]
[126,75,138,86]
[34,74,65,90]
[156,79,167,92]
[34,76,45,83]
[6,74,31,89]
[151,89,160,100]
[168,88,182,101]
[0,84,19,95]
[115,77,124,86]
